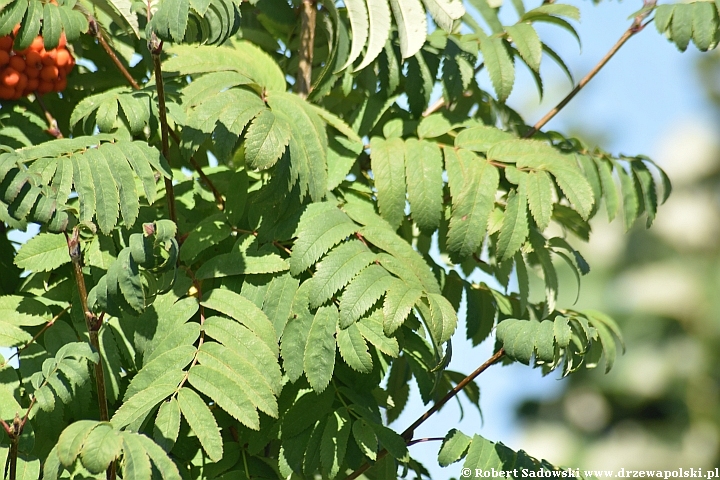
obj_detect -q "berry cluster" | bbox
[0,25,75,100]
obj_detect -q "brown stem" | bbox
[65,228,112,480]
[343,348,506,480]
[35,95,63,139]
[149,34,178,227]
[524,18,652,138]
[296,0,317,98]
[88,16,141,90]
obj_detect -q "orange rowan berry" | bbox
[40,65,58,81]
[0,86,13,99]
[1,68,20,87]
[37,80,53,94]
[55,49,70,68]
[0,51,9,66]
[57,33,66,50]
[9,55,25,72]
[25,51,42,69]
[12,25,20,36]
[16,73,27,92]
[25,66,40,79]
[29,36,44,52]
[53,76,66,92]
[26,77,39,92]
[0,36,12,52]
[41,50,56,66]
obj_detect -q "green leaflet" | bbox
[422,0,464,32]
[179,214,232,263]
[496,186,528,261]
[308,239,376,308]
[405,138,443,232]
[244,109,292,170]
[389,0,428,59]
[281,293,314,382]
[529,230,558,313]
[290,202,358,275]
[671,3,693,52]
[525,170,554,230]
[262,273,300,339]
[337,322,373,373]
[352,419,378,460]
[80,423,123,474]
[356,0,392,70]
[135,434,183,480]
[14,232,68,272]
[341,0,369,70]
[616,162,640,230]
[357,310,399,357]
[153,397,181,451]
[195,234,289,279]
[438,428,472,466]
[692,2,718,51]
[596,158,619,222]
[111,379,181,430]
[479,36,515,102]
[339,264,395,328]
[383,278,423,335]
[506,23,542,72]
[320,409,351,478]
[426,292,458,345]
[120,432,152,480]
[304,305,339,392]
[454,125,514,153]
[446,149,499,259]
[151,0,189,42]
[463,434,562,476]
[165,43,286,91]
[370,137,407,229]
[178,387,223,462]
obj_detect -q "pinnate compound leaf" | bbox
[371,136,407,229]
[178,387,223,462]
[438,428,472,466]
[479,36,515,102]
[290,202,358,275]
[389,0,428,58]
[405,138,443,232]
[337,322,373,373]
[304,305,339,392]
[339,264,395,328]
[14,232,68,272]
[496,187,528,261]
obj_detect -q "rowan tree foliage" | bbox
[0,0,717,478]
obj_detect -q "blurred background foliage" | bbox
[514,48,720,471]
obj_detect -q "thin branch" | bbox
[343,348,506,480]
[35,95,63,138]
[407,437,445,447]
[149,33,178,228]
[524,17,653,138]
[296,0,317,98]
[88,16,141,90]
[65,227,112,480]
